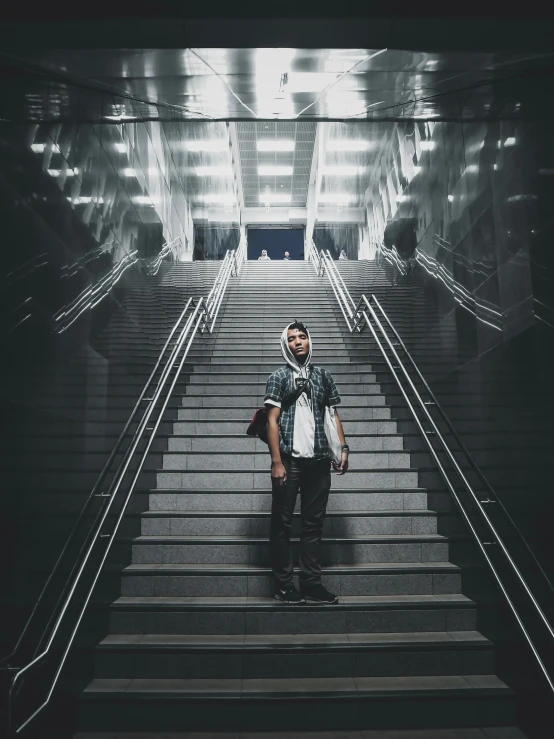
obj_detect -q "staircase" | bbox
[74,261,525,737]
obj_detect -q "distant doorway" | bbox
[247,227,304,260]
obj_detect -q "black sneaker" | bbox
[274,584,305,604]
[301,583,339,604]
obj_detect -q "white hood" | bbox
[280,322,312,379]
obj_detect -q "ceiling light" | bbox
[447,195,454,202]
[31,143,45,153]
[323,166,365,176]
[327,141,370,152]
[114,143,127,153]
[319,193,356,204]
[504,137,516,147]
[200,194,236,204]
[258,166,294,176]
[105,114,137,121]
[123,168,135,177]
[259,193,291,204]
[420,141,435,151]
[185,140,229,152]
[466,164,479,173]
[48,168,78,177]
[195,166,233,176]
[257,140,295,152]
[72,196,105,205]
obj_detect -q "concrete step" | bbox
[171,420,398,435]
[175,406,392,421]
[146,488,428,512]
[94,630,493,680]
[177,394,387,408]
[155,468,418,490]
[188,371,377,383]
[160,451,411,471]
[108,593,478,636]
[139,509,436,536]
[184,383,381,394]
[128,533,448,566]
[166,434,403,453]
[120,561,460,597]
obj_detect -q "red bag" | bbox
[245,379,308,444]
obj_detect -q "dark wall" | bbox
[314,224,359,260]
[0,118,193,657]
[193,226,240,260]
[247,228,304,260]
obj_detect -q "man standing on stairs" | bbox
[264,321,349,605]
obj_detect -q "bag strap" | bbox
[281,366,312,412]
[321,368,331,408]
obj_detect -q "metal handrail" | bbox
[306,239,321,274]
[0,297,194,669]
[319,248,359,330]
[7,299,204,734]
[367,294,554,596]
[317,269,554,696]
[145,237,181,276]
[5,243,246,734]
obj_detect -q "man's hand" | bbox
[332,451,349,476]
[271,461,287,486]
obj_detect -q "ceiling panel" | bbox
[236,121,316,208]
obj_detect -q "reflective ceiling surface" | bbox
[3,48,553,123]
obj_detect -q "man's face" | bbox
[287,327,309,361]
[285,251,290,258]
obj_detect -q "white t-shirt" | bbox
[265,390,316,459]
[291,392,315,458]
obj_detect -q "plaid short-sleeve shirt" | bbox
[264,365,341,459]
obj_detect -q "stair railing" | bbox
[3,244,245,735]
[144,237,181,276]
[205,247,238,333]
[306,239,322,274]
[318,263,554,697]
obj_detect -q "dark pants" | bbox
[270,455,331,588]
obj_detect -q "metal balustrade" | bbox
[2,242,246,735]
[314,243,554,698]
